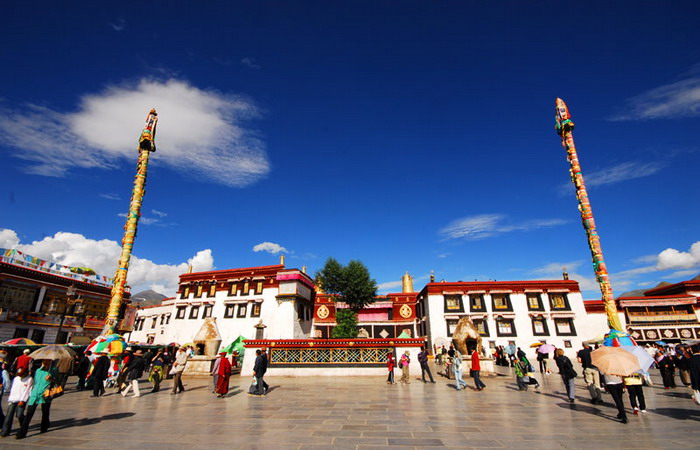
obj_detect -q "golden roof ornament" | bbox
[402,271,414,293]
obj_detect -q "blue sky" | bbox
[1,1,699,298]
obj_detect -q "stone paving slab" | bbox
[0,368,698,449]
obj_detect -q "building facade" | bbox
[0,249,134,344]
[416,278,607,358]
[128,262,315,348]
[585,279,700,344]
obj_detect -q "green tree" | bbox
[331,309,358,338]
[316,257,378,311]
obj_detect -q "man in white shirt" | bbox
[1,366,33,437]
[171,347,189,395]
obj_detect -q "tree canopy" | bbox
[315,257,378,311]
[331,309,358,338]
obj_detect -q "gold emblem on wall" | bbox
[399,304,412,318]
[317,304,330,319]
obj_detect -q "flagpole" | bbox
[555,98,623,331]
[103,109,158,335]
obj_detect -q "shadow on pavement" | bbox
[26,412,136,436]
[650,408,700,421]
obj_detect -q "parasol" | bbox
[591,346,641,376]
[221,335,247,355]
[505,344,517,355]
[87,334,126,355]
[530,342,544,348]
[29,345,75,361]
[537,344,555,354]
[655,340,667,346]
[620,345,655,373]
[3,338,37,345]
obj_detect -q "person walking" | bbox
[577,343,602,405]
[554,348,577,403]
[386,352,396,385]
[452,350,467,391]
[657,351,676,389]
[14,350,32,375]
[399,351,411,384]
[537,349,551,375]
[16,359,58,439]
[514,356,529,391]
[170,347,189,395]
[148,349,166,393]
[418,347,435,383]
[76,351,91,391]
[211,353,222,393]
[624,373,647,414]
[471,349,486,390]
[91,352,110,397]
[689,344,700,405]
[121,350,145,398]
[116,348,133,393]
[1,366,32,437]
[604,373,628,424]
[215,352,232,398]
[250,349,268,395]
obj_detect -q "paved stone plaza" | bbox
[1,365,698,449]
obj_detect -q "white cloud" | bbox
[116,213,163,226]
[656,241,700,270]
[377,280,402,291]
[109,18,126,32]
[151,209,167,218]
[0,229,20,248]
[99,193,121,201]
[531,261,598,292]
[0,78,270,187]
[241,57,261,69]
[611,71,700,120]
[439,214,566,240]
[252,242,288,254]
[559,161,666,194]
[1,229,213,296]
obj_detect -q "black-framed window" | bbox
[228,282,238,296]
[531,317,549,336]
[473,319,490,337]
[166,314,171,325]
[189,305,200,319]
[224,304,236,318]
[469,294,485,312]
[446,319,458,337]
[181,286,190,299]
[554,318,577,336]
[208,284,217,298]
[251,303,261,317]
[255,280,264,295]
[194,285,203,298]
[563,340,573,348]
[241,281,250,296]
[203,304,213,318]
[495,319,517,337]
[175,306,187,319]
[444,295,463,312]
[527,293,544,311]
[491,294,513,312]
[549,293,571,311]
[237,303,248,318]
[150,317,156,328]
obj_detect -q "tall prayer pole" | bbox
[555,98,623,331]
[103,109,158,335]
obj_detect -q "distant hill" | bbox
[618,278,692,298]
[131,289,167,306]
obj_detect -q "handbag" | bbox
[43,384,64,400]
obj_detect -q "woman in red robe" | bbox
[215,352,232,397]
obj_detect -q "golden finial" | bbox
[280,255,285,266]
[402,271,414,293]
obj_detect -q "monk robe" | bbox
[215,353,232,396]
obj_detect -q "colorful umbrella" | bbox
[603,329,637,347]
[537,344,555,354]
[591,346,641,376]
[221,335,247,355]
[530,342,544,348]
[87,334,126,355]
[655,340,667,346]
[3,338,37,345]
[29,345,75,361]
[505,344,517,355]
